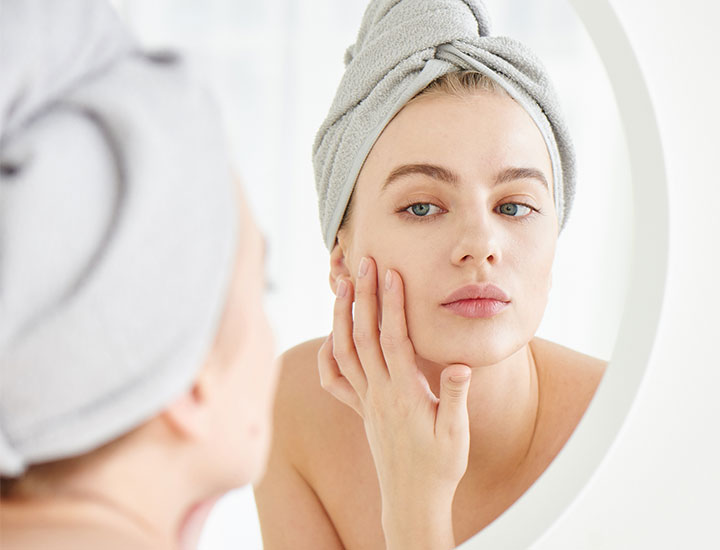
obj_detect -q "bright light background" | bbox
[111,1,631,548]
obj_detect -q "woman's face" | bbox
[336,91,558,367]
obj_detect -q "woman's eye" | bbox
[405,203,441,217]
[498,203,533,217]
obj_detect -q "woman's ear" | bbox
[160,369,213,440]
[329,240,351,294]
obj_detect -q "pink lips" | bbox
[441,283,511,319]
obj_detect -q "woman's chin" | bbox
[418,351,515,368]
[411,329,529,368]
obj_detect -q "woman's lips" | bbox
[442,298,510,318]
[441,283,511,319]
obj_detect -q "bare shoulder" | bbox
[529,337,607,456]
[255,338,370,549]
[274,337,355,421]
[274,337,327,417]
[531,336,606,395]
[272,338,363,463]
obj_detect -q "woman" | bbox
[255,1,605,548]
[0,1,278,548]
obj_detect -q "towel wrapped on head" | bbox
[314,0,575,250]
[0,0,238,476]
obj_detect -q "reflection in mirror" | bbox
[113,0,631,548]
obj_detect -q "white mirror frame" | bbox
[460,0,669,547]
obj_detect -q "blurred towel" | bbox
[0,0,238,475]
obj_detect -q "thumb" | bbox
[436,364,472,436]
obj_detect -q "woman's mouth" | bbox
[441,283,511,319]
[441,298,510,318]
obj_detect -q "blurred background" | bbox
[109,1,632,547]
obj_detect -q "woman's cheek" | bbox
[399,268,438,347]
[521,245,555,321]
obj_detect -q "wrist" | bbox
[381,496,455,550]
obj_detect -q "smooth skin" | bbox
[255,91,606,549]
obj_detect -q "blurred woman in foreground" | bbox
[0,2,278,548]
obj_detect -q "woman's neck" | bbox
[0,495,167,550]
[417,341,540,484]
[1,442,212,550]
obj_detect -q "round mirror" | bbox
[110,0,666,547]
[461,0,668,546]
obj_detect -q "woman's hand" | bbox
[317,256,472,550]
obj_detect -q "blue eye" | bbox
[498,203,532,217]
[405,203,441,217]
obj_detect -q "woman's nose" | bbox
[450,212,501,267]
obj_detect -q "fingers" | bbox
[436,365,472,438]
[332,278,368,396]
[352,257,390,384]
[379,268,417,382]
[318,334,363,416]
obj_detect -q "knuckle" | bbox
[379,331,406,352]
[331,338,351,361]
[444,422,468,441]
[320,378,341,395]
[332,345,348,363]
[366,388,410,420]
[354,283,374,296]
[444,385,466,400]
[352,327,373,348]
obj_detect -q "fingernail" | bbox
[384,269,393,290]
[336,279,347,298]
[358,257,369,278]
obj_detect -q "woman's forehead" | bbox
[358,92,554,193]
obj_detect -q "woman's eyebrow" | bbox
[495,167,549,190]
[382,163,458,190]
[382,163,549,191]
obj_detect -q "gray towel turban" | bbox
[0,0,238,476]
[314,0,575,249]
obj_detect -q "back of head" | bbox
[0,0,238,480]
